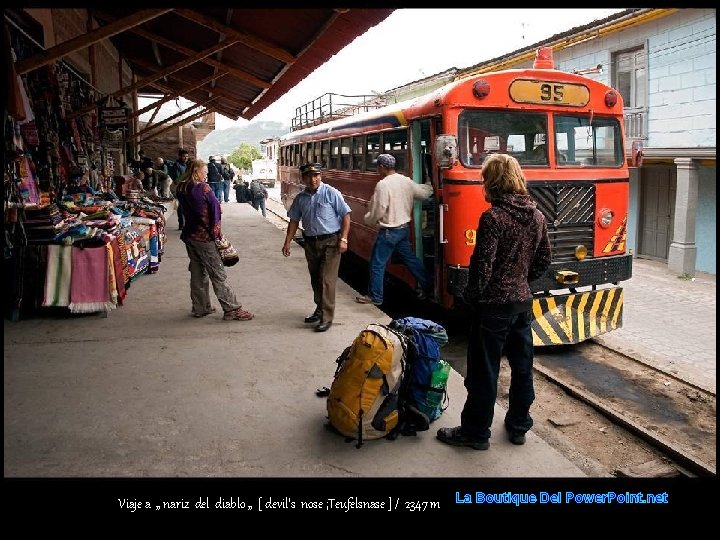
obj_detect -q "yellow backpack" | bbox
[326,324,429,448]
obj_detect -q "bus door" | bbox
[410,118,440,301]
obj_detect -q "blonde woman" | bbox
[176,158,253,321]
[437,153,551,450]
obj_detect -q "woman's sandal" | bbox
[223,308,254,321]
[192,307,217,318]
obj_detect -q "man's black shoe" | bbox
[304,310,321,324]
[509,432,526,445]
[436,426,489,450]
[315,321,332,332]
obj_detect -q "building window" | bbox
[613,47,647,139]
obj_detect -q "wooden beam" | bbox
[146,79,239,121]
[175,8,296,65]
[137,108,212,146]
[134,61,252,110]
[15,9,173,75]
[68,39,236,120]
[127,97,217,143]
[132,71,228,118]
[100,15,271,90]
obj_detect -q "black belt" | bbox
[303,231,339,242]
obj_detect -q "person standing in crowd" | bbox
[176,158,253,322]
[249,178,268,217]
[207,156,224,202]
[149,157,172,199]
[355,153,433,305]
[168,148,190,229]
[281,163,351,332]
[437,153,551,451]
[219,157,235,203]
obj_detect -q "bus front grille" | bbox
[529,183,594,263]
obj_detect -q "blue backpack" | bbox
[389,317,450,422]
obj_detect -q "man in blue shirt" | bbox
[281,163,351,332]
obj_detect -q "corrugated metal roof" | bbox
[91,8,395,121]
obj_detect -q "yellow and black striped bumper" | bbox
[531,287,624,346]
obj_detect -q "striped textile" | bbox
[42,244,72,307]
[68,245,113,314]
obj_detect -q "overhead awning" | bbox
[14,8,395,122]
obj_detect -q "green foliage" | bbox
[677,272,695,281]
[228,144,263,171]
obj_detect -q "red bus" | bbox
[278,47,633,346]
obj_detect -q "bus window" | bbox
[366,133,381,172]
[383,129,408,173]
[352,135,365,170]
[459,111,548,167]
[554,115,623,166]
[331,139,340,169]
[321,140,330,168]
[340,137,351,169]
[310,142,320,164]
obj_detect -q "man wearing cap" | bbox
[356,153,433,305]
[281,163,351,332]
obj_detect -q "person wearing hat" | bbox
[281,163,351,332]
[355,153,433,305]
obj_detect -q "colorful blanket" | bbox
[68,245,114,313]
[42,244,72,307]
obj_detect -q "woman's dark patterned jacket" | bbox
[463,193,552,316]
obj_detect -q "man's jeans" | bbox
[367,225,428,303]
[252,196,266,217]
[461,310,535,440]
[209,182,222,202]
[222,180,232,202]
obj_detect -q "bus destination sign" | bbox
[509,79,590,107]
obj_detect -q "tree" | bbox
[228,143,262,171]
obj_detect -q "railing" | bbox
[624,106,648,141]
[291,93,387,131]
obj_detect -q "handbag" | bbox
[215,236,239,267]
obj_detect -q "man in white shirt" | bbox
[356,154,433,305]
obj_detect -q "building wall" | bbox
[550,9,716,153]
[696,165,717,274]
[646,9,716,149]
[38,9,134,96]
[549,9,716,274]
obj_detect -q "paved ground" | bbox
[4,201,587,479]
[6,198,715,518]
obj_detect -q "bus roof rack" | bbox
[291,92,387,131]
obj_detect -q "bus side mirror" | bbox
[435,135,458,168]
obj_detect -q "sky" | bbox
[141,9,626,130]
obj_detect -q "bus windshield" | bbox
[458,110,624,168]
[459,110,549,168]
[554,115,624,167]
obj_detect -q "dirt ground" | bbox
[497,345,717,477]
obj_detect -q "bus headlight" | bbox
[575,245,588,261]
[597,209,614,228]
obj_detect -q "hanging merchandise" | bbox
[102,128,124,152]
[98,95,130,129]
